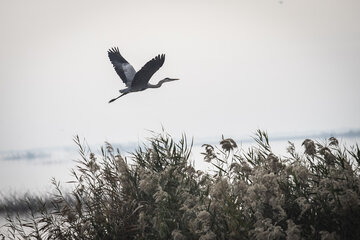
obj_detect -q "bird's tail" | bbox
[108,92,128,103]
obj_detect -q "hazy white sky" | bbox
[0,0,359,151]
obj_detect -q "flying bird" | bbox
[107,47,179,103]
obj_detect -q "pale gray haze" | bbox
[1,0,359,151]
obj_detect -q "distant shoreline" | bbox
[1,129,359,161]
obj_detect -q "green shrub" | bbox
[2,130,360,239]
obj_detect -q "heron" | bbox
[107,47,179,103]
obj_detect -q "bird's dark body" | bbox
[107,48,178,103]
[129,86,147,92]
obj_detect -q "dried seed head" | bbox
[302,139,316,156]
[220,137,237,152]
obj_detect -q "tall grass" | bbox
[1,130,360,239]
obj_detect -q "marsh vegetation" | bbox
[1,130,360,239]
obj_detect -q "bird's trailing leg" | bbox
[108,92,129,103]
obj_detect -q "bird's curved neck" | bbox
[147,79,166,88]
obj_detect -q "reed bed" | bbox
[1,130,359,239]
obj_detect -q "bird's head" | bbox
[163,77,179,82]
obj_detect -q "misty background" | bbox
[0,0,359,193]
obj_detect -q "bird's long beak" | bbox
[169,78,180,81]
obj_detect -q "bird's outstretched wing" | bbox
[108,47,136,87]
[131,54,165,88]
